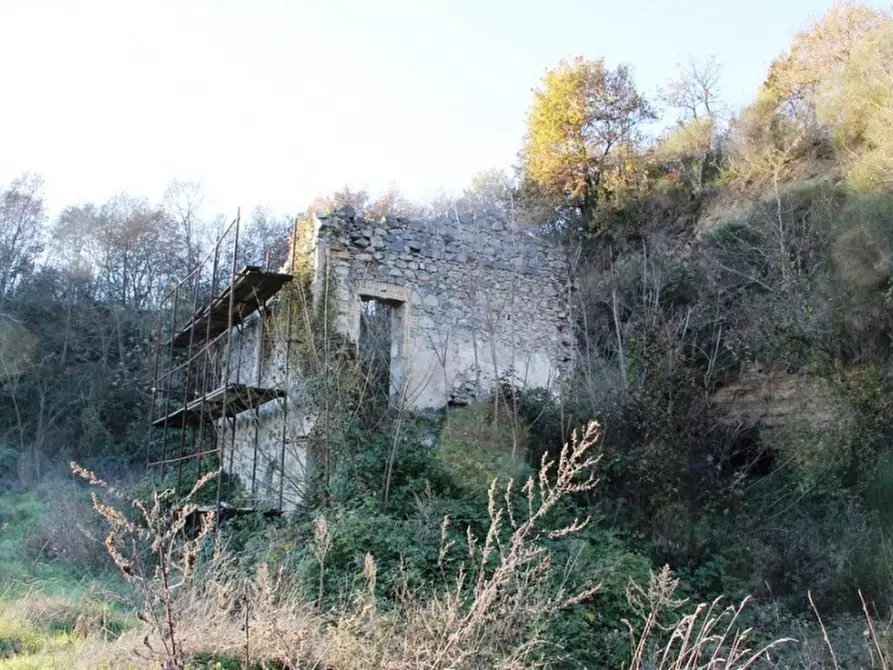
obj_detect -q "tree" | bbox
[662,55,724,123]
[729,2,893,185]
[55,195,182,310]
[817,19,893,190]
[767,0,889,130]
[657,56,726,193]
[729,85,813,183]
[308,184,423,221]
[519,57,654,225]
[321,185,370,216]
[238,205,294,270]
[365,182,424,220]
[458,168,514,213]
[53,203,100,288]
[97,195,182,310]
[162,179,208,275]
[0,173,46,302]
[423,170,516,219]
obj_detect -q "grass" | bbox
[0,487,116,598]
[436,402,531,496]
[19,422,606,669]
[0,591,136,670]
[20,421,825,670]
[0,491,48,587]
[0,487,136,669]
[1,428,891,668]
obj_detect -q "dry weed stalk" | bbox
[312,513,332,605]
[172,553,320,668]
[71,461,217,670]
[860,589,891,669]
[809,588,893,670]
[624,565,794,670]
[66,422,611,669]
[409,420,604,668]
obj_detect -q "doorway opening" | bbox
[358,296,405,409]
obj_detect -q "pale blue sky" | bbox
[0,0,884,219]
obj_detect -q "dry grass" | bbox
[799,589,893,670]
[8,562,889,669]
[70,462,217,668]
[622,566,794,670]
[60,422,604,669]
[24,423,816,669]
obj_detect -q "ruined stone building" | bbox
[152,207,573,510]
[312,206,574,406]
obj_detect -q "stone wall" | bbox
[316,206,573,408]
[224,206,573,508]
[222,311,312,509]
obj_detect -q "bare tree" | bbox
[163,179,209,275]
[365,182,425,220]
[101,195,184,310]
[237,205,294,271]
[53,203,103,291]
[0,173,47,302]
[658,56,727,193]
[56,194,182,311]
[662,55,725,123]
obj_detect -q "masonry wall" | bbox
[222,313,312,510]
[224,207,572,508]
[316,207,573,408]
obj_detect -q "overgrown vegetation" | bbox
[5,1,893,666]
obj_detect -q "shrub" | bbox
[20,482,110,574]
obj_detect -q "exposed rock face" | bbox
[224,208,573,508]
[711,370,838,432]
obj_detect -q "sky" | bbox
[0,0,886,220]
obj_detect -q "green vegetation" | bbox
[436,402,531,495]
[0,487,111,596]
[6,1,893,666]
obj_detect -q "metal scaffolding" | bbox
[145,211,297,517]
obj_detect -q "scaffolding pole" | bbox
[143,207,295,527]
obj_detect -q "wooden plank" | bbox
[169,266,293,347]
[152,383,287,428]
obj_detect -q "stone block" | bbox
[335,204,356,219]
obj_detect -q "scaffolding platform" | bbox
[169,266,293,347]
[152,383,287,429]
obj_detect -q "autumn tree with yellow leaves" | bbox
[730,1,893,187]
[519,56,654,227]
[817,10,893,191]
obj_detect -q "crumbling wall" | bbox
[316,207,573,408]
[222,312,312,509]
[224,206,573,507]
